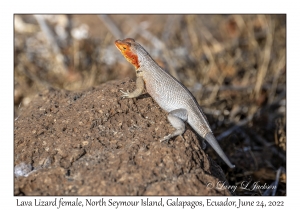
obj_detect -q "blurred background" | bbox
[14,14,286,195]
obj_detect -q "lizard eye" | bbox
[123,47,126,50]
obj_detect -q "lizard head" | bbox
[115,38,141,69]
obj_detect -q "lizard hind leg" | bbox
[160,108,188,143]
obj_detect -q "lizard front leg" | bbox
[120,76,145,98]
[160,108,188,143]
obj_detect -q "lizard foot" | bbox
[119,90,131,99]
[160,134,172,143]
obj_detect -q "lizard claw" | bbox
[119,90,130,99]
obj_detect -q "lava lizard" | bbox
[115,38,235,168]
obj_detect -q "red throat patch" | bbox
[115,39,140,69]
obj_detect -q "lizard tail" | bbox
[205,132,235,168]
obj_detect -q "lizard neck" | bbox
[137,50,162,74]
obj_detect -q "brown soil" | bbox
[14,78,232,196]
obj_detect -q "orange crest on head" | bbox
[115,39,140,69]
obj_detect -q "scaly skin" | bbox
[115,38,235,168]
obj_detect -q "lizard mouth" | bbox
[115,39,140,69]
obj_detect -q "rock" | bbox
[14,78,231,196]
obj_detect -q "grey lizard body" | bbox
[115,38,235,168]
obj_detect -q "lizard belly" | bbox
[145,79,179,112]
[147,88,176,112]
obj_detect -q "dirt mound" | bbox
[14,78,231,196]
